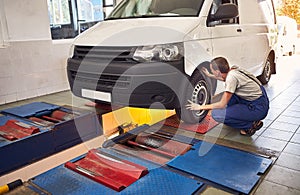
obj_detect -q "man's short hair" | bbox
[211,57,230,73]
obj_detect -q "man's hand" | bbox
[186,100,202,110]
[201,66,224,81]
[201,67,212,77]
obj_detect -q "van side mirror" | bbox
[212,4,239,21]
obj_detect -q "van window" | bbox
[258,0,276,24]
[207,0,239,26]
[107,0,204,19]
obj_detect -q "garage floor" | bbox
[1,55,300,194]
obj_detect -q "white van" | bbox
[67,0,277,123]
[277,16,298,56]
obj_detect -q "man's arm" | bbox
[186,91,233,111]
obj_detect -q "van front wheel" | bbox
[176,71,211,124]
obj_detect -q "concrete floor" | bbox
[0,54,300,194]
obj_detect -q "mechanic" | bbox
[186,57,269,136]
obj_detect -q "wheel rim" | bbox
[264,60,271,82]
[191,80,209,117]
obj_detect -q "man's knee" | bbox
[211,109,225,123]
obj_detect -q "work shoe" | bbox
[240,121,263,136]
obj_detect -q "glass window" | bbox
[207,0,239,26]
[77,0,104,33]
[47,0,71,25]
[103,0,114,7]
[47,0,104,39]
[258,0,276,24]
[77,0,103,22]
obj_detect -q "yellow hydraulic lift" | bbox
[101,107,175,136]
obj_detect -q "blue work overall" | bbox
[211,86,269,130]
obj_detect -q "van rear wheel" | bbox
[258,56,272,85]
[176,71,211,124]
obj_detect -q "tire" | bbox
[176,70,211,124]
[257,56,272,85]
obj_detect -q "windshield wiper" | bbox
[105,14,180,20]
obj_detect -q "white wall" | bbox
[0,0,72,104]
[5,0,51,41]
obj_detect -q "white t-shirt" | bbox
[225,67,262,101]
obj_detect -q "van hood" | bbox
[74,18,200,46]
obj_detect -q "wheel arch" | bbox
[257,50,276,85]
[191,61,217,96]
[269,50,276,74]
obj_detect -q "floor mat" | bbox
[167,141,273,194]
[30,165,203,195]
[161,114,219,134]
[64,149,148,192]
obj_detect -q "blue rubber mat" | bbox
[1,102,59,118]
[167,141,272,194]
[31,165,203,195]
[121,168,202,195]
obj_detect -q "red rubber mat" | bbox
[65,149,148,192]
[112,144,171,165]
[161,115,219,134]
[0,119,40,141]
[135,132,192,156]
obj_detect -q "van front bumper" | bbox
[67,58,188,109]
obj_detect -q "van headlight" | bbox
[133,43,183,62]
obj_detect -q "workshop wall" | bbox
[0,0,72,105]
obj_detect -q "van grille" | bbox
[69,46,137,90]
[73,45,136,62]
[70,70,131,90]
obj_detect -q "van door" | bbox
[207,0,242,67]
[237,0,277,76]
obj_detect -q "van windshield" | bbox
[107,0,204,19]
